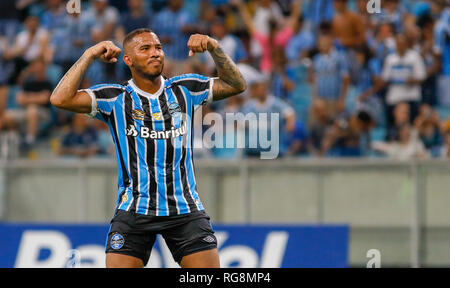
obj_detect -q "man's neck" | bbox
[256,95,268,105]
[398,50,407,57]
[131,9,143,18]
[321,48,333,56]
[132,73,162,94]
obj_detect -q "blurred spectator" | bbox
[372,22,396,63]
[271,48,295,101]
[332,0,365,49]
[373,123,428,159]
[332,0,366,85]
[272,0,304,50]
[16,0,45,22]
[6,14,50,83]
[404,21,421,50]
[321,109,375,157]
[386,101,410,141]
[353,44,384,124]
[203,16,247,73]
[153,0,197,62]
[41,0,66,32]
[305,0,334,31]
[82,0,121,84]
[285,12,315,62]
[58,113,100,158]
[439,119,450,158]
[308,27,350,119]
[241,74,296,157]
[150,0,168,13]
[235,0,303,74]
[115,0,153,44]
[251,0,284,36]
[434,5,450,75]
[381,34,426,127]
[9,58,53,148]
[372,0,405,33]
[194,1,216,35]
[84,0,120,43]
[0,0,448,160]
[414,104,442,155]
[308,99,334,156]
[0,98,20,158]
[0,34,13,113]
[356,0,376,34]
[417,13,441,106]
[234,0,274,74]
[0,23,15,153]
[285,120,308,156]
[52,12,94,74]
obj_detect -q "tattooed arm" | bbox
[50,41,122,113]
[187,34,247,101]
[209,46,247,101]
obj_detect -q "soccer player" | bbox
[50,29,246,268]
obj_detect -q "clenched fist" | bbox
[85,41,122,63]
[187,34,219,57]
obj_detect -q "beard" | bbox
[133,62,164,80]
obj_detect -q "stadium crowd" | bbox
[0,0,449,160]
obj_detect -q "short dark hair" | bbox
[416,14,433,29]
[318,22,332,35]
[357,110,373,125]
[123,28,154,49]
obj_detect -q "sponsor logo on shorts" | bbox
[110,233,125,250]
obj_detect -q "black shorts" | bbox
[105,209,217,265]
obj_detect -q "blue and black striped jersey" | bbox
[80,74,214,216]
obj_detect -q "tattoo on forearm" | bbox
[54,55,92,97]
[209,47,246,100]
[51,54,95,113]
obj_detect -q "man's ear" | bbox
[123,54,132,66]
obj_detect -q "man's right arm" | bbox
[50,41,122,113]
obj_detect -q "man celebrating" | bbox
[50,29,246,268]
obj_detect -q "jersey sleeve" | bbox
[171,74,215,109]
[78,84,125,122]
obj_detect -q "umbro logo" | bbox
[202,236,216,243]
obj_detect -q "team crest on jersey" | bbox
[131,109,145,121]
[110,233,125,250]
[152,112,162,120]
[168,102,181,117]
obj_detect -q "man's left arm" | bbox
[187,34,247,101]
